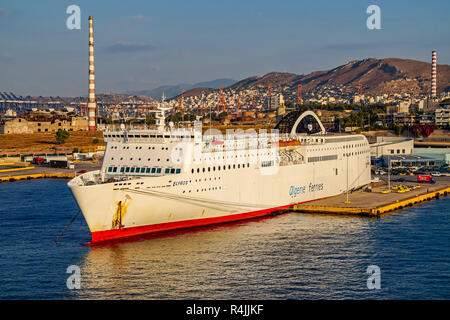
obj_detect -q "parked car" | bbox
[32,157,45,165]
[431,172,442,177]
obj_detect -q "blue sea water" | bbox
[0,179,449,299]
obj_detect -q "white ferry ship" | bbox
[68,101,371,244]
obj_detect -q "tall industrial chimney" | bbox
[431,50,437,98]
[88,16,96,130]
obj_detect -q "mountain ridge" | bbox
[128,78,237,99]
[125,57,450,102]
[226,57,450,96]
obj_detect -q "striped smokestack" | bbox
[431,50,437,97]
[88,16,96,130]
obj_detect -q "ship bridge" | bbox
[275,110,326,136]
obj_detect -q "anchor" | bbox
[112,200,125,229]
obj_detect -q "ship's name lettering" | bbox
[289,185,306,198]
[173,180,188,186]
[309,182,324,192]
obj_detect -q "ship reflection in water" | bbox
[75,213,377,299]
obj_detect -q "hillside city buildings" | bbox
[1,84,449,135]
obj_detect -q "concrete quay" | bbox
[292,175,450,217]
[0,161,101,182]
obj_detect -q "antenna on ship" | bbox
[155,92,171,132]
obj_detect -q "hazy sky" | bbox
[0,0,449,96]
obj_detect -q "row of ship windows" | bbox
[191,163,250,173]
[310,143,368,152]
[108,163,253,175]
[196,151,276,161]
[308,149,369,162]
[324,136,365,143]
[343,149,369,157]
[110,146,171,150]
[106,134,194,139]
[107,166,181,174]
[182,186,222,194]
[308,155,338,163]
[113,181,144,187]
[344,143,367,148]
[261,160,275,167]
[110,142,368,153]
[112,157,172,162]
[110,153,266,162]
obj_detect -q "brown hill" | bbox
[227,57,450,96]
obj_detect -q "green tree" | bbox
[145,113,156,124]
[284,100,293,108]
[218,111,228,120]
[393,124,404,136]
[55,129,70,144]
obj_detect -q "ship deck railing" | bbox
[103,131,328,148]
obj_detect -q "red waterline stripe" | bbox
[88,197,328,245]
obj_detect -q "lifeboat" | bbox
[277,139,301,147]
